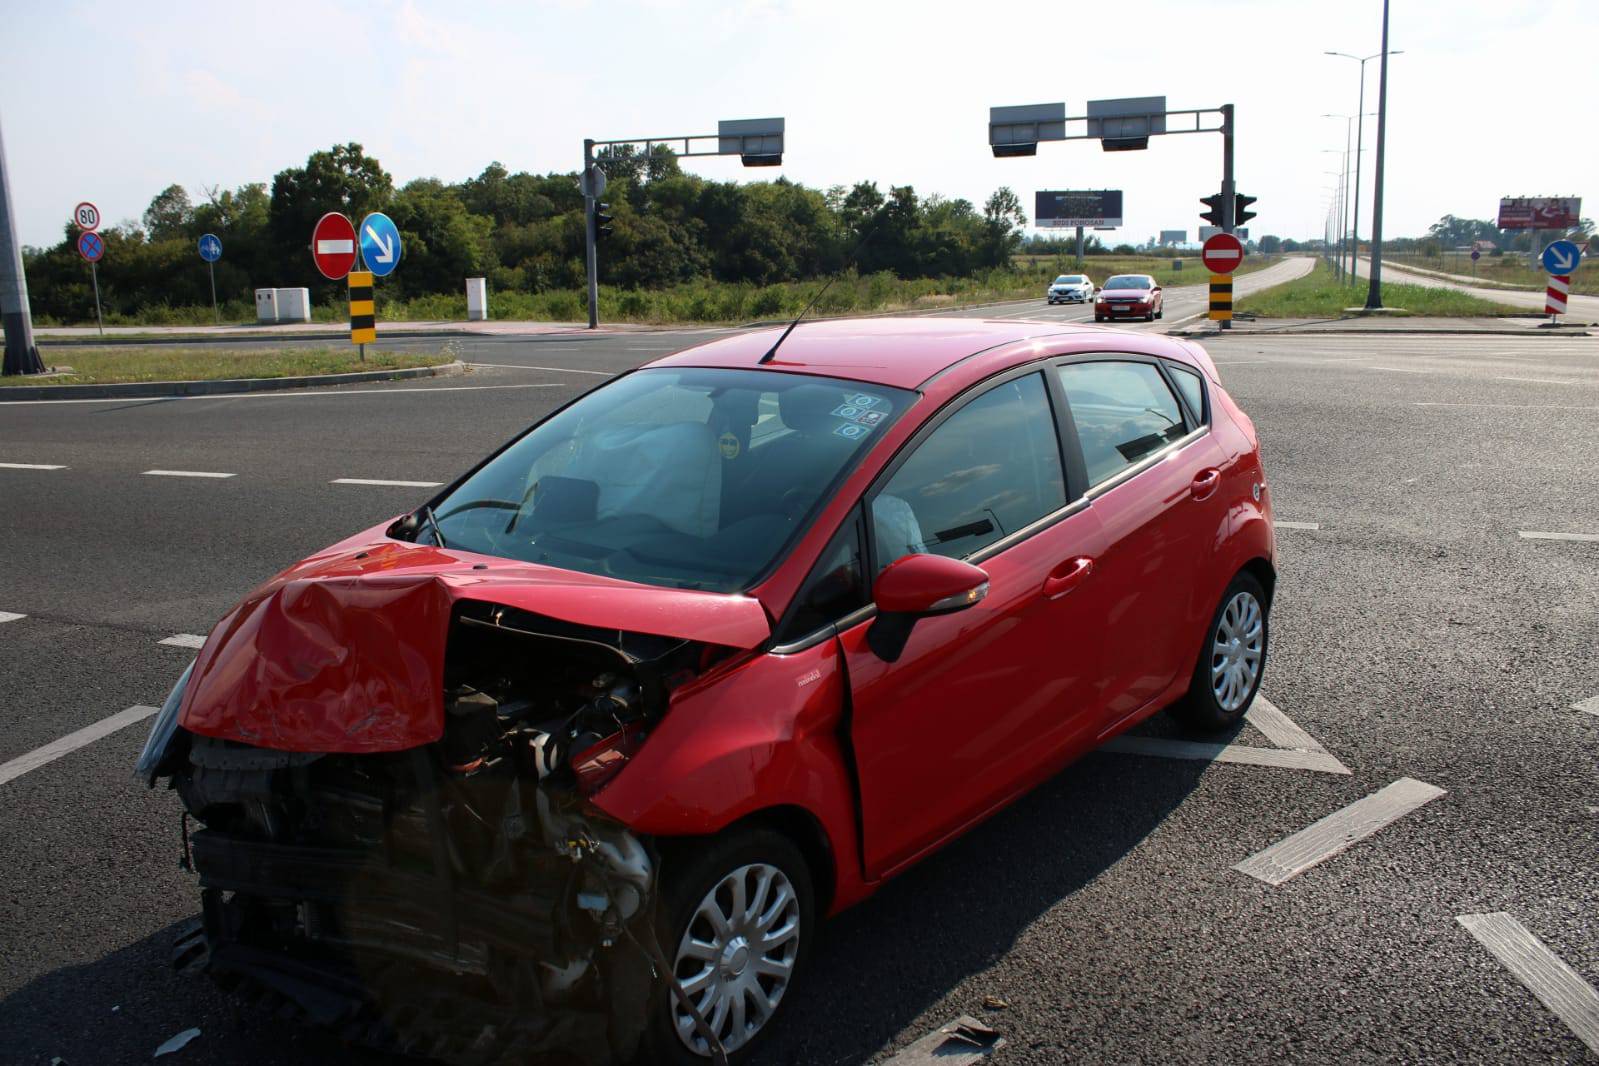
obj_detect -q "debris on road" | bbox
[153,1028,201,1058]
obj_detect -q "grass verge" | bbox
[1386,253,1596,295]
[13,346,452,386]
[1237,260,1523,318]
[35,258,1277,329]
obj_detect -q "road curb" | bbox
[0,360,465,401]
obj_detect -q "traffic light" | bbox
[1199,194,1225,227]
[594,202,613,241]
[1235,194,1257,226]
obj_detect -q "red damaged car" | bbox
[137,317,1275,1064]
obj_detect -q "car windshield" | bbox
[1056,276,1086,284]
[1103,275,1152,290]
[426,367,915,592]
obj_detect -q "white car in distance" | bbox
[1047,274,1095,304]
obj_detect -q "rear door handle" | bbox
[1191,468,1221,501]
[1043,556,1095,599]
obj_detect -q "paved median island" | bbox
[0,346,461,400]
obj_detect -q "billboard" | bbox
[1497,197,1582,230]
[1036,189,1123,228]
[1159,229,1187,245]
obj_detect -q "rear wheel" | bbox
[639,829,815,1064]
[1169,572,1268,731]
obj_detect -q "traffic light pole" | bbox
[1219,104,1235,330]
[583,138,599,330]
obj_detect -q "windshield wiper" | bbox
[420,504,447,547]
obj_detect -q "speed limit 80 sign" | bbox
[73,201,101,231]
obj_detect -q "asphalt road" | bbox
[2,308,1597,1065]
[1354,255,1599,320]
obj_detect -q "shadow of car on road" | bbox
[0,719,1229,1066]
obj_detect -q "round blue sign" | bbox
[197,233,223,263]
[77,230,104,263]
[1541,239,1582,276]
[358,212,402,278]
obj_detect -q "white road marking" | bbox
[1233,777,1445,885]
[142,469,235,479]
[1415,402,1599,411]
[1245,694,1328,753]
[0,705,159,787]
[1572,695,1599,717]
[1213,360,1271,365]
[1495,375,1581,386]
[158,634,207,649]
[1274,520,1320,530]
[0,382,566,406]
[465,361,609,375]
[331,478,444,488]
[1369,365,1428,374]
[1101,736,1351,774]
[1519,531,1599,543]
[1456,913,1599,1054]
[1101,694,1350,775]
[0,462,67,470]
[881,1015,1004,1065]
[0,611,25,623]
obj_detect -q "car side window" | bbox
[1166,363,1207,423]
[871,373,1066,572]
[781,513,868,640]
[1057,361,1189,488]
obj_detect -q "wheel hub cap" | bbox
[671,862,801,1057]
[1210,591,1264,713]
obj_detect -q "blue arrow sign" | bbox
[1541,239,1582,275]
[197,233,223,262]
[358,212,402,278]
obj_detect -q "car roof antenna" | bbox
[759,205,887,364]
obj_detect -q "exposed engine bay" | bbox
[158,602,731,1065]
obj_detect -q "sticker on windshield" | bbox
[717,431,741,460]
[835,407,886,427]
[846,393,884,409]
[833,422,870,441]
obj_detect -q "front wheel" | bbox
[639,829,816,1064]
[1169,572,1268,731]
[1155,307,1164,319]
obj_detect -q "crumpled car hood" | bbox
[178,525,771,753]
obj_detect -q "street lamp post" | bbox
[1363,0,1394,309]
[1326,47,1403,283]
[1323,157,1347,280]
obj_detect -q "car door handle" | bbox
[1191,468,1221,501]
[1043,556,1095,599]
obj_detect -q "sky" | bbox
[2,0,1595,250]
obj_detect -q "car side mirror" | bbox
[866,554,989,662]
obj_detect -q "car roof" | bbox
[647,315,1197,390]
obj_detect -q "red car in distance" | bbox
[138,317,1275,1065]
[1095,273,1165,322]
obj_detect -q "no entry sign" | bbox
[1201,232,1245,274]
[311,212,358,280]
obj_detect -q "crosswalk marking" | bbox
[1233,777,1445,885]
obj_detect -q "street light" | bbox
[1325,47,1403,283]
[580,117,785,328]
[1323,162,1347,279]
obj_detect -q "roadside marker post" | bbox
[1208,273,1233,322]
[349,270,375,359]
[1540,240,1582,324]
[1202,232,1245,325]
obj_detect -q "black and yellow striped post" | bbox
[348,269,375,358]
[1208,273,1233,323]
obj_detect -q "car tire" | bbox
[637,828,816,1065]
[1094,315,1105,322]
[1155,307,1163,319]
[1169,571,1269,732]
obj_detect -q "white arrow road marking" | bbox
[365,225,395,263]
[316,238,354,254]
[158,634,207,649]
[1100,694,1351,775]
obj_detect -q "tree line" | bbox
[22,143,1035,321]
